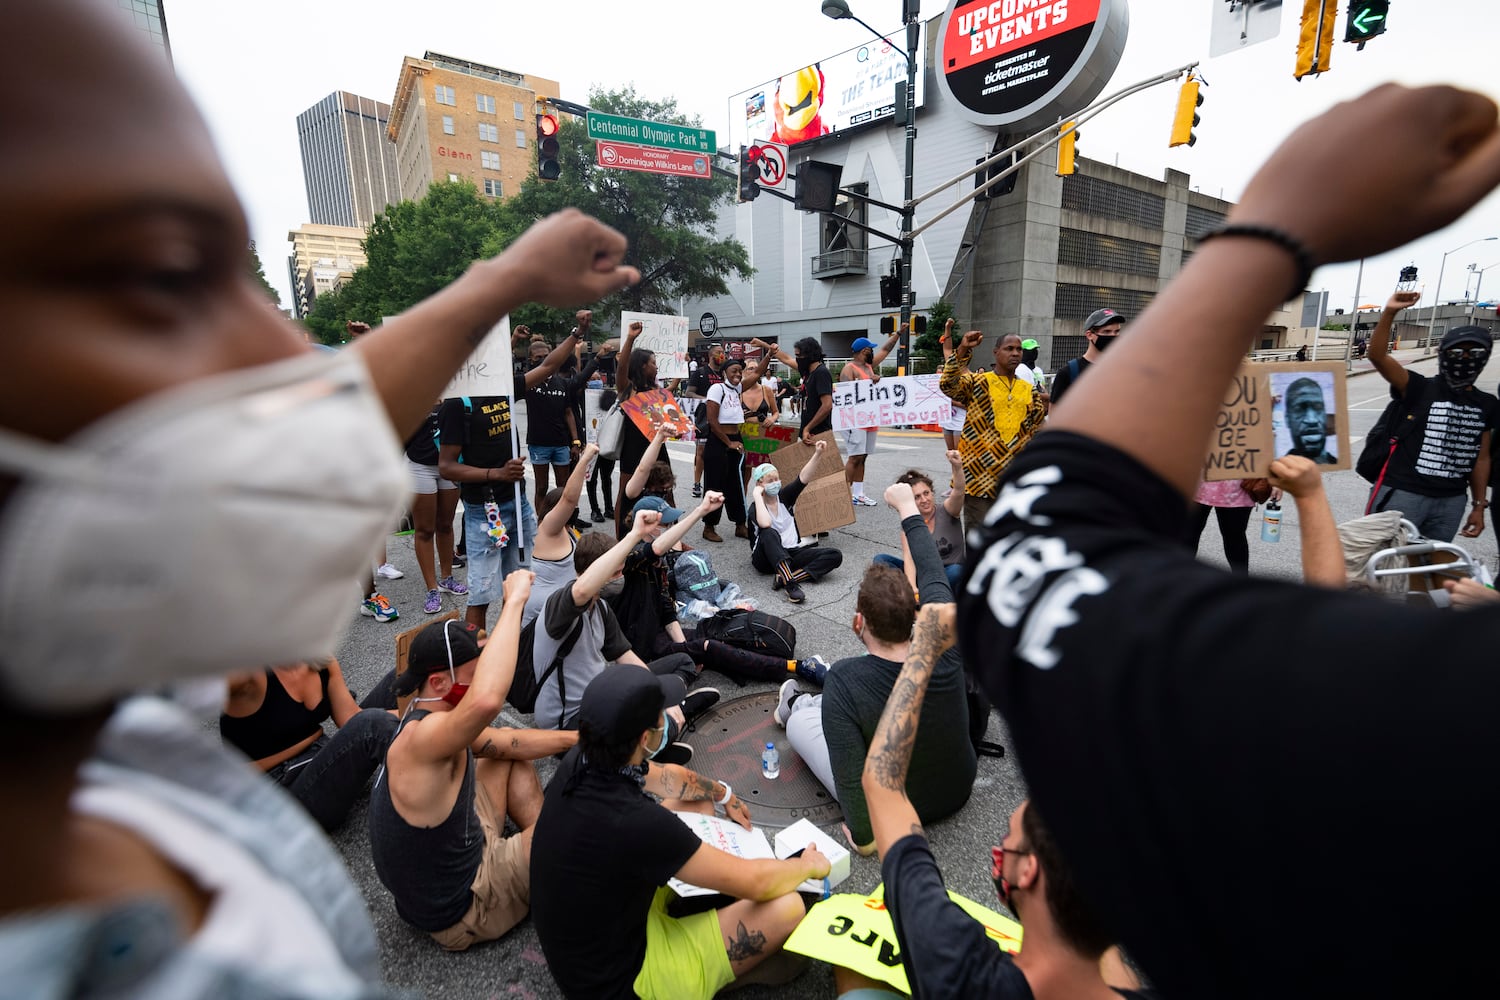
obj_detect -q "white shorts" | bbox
[941,404,967,434]
[408,459,456,495]
[841,427,878,456]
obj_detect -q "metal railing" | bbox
[811,248,869,276]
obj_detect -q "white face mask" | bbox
[0,350,408,712]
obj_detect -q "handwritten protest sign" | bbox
[441,317,516,400]
[620,387,690,440]
[740,420,796,469]
[784,885,1022,994]
[622,310,689,379]
[668,813,776,897]
[833,374,953,430]
[1203,361,1349,480]
[768,430,854,535]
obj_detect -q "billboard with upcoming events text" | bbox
[727,30,926,151]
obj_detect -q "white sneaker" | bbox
[774,678,803,727]
[376,562,404,580]
[852,494,879,507]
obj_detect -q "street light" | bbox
[1467,261,1500,322]
[1426,236,1498,347]
[823,0,920,375]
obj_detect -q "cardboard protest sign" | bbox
[620,387,690,440]
[740,420,796,469]
[441,317,516,400]
[833,374,953,430]
[768,430,854,535]
[784,885,1022,994]
[622,310,689,379]
[1203,361,1349,481]
[393,611,461,714]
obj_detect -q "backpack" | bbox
[698,609,797,660]
[506,615,586,719]
[1356,384,1419,488]
[670,549,724,606]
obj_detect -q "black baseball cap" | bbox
[1084,308,1123,331]
[575,667,686,745]
[397,619,482,695]
[1439,326,1492,351]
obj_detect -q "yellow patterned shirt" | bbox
[939,355,1048,500]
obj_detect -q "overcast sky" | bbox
[167,0,1500,318]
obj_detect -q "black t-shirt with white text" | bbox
[959,430,1500,1000]
[438,396,515,505]
[526,372,575,448]
[530,747,704,999]
[1381,371,1499,497]
[800,363,834,436]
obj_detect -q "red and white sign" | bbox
[749,141,789,190]
[595,141,712,179]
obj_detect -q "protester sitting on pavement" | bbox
[610,494,831,687]
[0,3,642,993]
[839,332,900,507]
[530,666,831,1000]
[958,83,1500,1000]
[873,454,967,590]
[221,658,398,832]
[523,442,601,625]
[940,330,1048,533]
[531,511,716,765]
[404,401,469,615]
[851,605,1149,998]
[1046,308,1123,405]
[701,359,749,543]
[747,441,845,602]
[1364,290,1495,541]
[371,590,578,951]
[778,486,974,857]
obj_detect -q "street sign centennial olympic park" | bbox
[936,0,1130,129]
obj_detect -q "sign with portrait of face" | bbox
[1203,361,1350,481]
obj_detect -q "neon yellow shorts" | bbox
[632,887,735,1000]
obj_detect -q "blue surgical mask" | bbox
[645,712,669,759]
[764,481,782,497]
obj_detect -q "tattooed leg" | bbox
[714,895,806,977]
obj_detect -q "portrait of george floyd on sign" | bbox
[769,431,855,535]
[1202,361,1350,480]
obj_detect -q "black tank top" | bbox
[219,669,331,761]
[368,709,482,931]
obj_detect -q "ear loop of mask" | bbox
[377,620,463,788]
[645,711,669,759]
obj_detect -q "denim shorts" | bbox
[528,444,573,466]
[463,494,536,607]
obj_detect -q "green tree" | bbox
[491,86,752,336]
[248,244,281,308]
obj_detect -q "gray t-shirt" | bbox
[523,536,577,627]
[931,500,965,567]
[531,585,633,730]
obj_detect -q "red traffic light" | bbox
[537,114,559,137]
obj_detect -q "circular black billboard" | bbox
[936,0,1130,129]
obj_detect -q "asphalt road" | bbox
[321,353,1497,998]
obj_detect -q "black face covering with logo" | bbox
[1438,327,1492,390]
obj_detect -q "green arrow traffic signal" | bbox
[1345,0,1389,44]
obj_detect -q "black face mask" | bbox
[1091,333,1118,353]
[1440,348,1489,390]
[797,358,813,376]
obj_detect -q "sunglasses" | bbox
[1443,347,1490,362]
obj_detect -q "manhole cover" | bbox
[683,692,842,830]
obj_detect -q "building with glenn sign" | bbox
[387,52,559,206]
[683,3,1266,372]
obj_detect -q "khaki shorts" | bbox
[429,781,531,951]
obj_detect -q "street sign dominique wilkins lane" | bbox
[595,140,712,179]
[586,111,716,154]
[936,0,1130,130]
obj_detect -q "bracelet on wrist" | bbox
[1196,224,1315,302]
[715,781,733,806]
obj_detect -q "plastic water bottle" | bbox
[761,742,780,780]
[1261,500,1282,543]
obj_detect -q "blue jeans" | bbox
[528,444,572,466]
[873,553,964,589]
[463,493,537,607]
[1369,486,1467,542]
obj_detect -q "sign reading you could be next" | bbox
[1202,361,1350,481]
[936,0,1129,128]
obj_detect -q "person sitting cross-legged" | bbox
[368,577,577,951]
[746,440,844,603]
[778,481,975,857]
[530,666,831,999]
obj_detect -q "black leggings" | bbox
[587,457,616,517]
[1187,503,1253,575]
[702,436,745,527]
[751,529,843,584]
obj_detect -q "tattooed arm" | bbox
[862,602,957,859]
[645,763,753,829]
[472,726,577,762]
